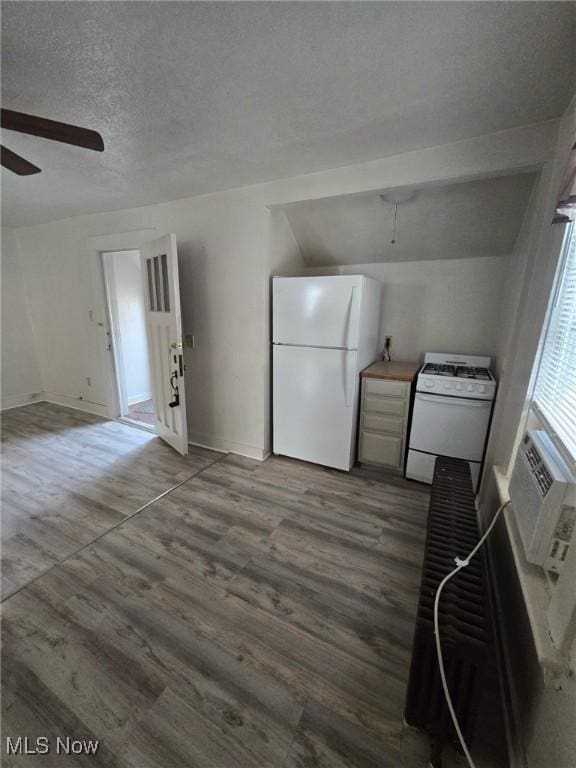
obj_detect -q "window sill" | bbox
[493,465,574,678]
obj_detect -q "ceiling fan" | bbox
[0,109,104,175]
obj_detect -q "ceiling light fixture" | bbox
[380,189,416,245]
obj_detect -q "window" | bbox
[145,254,170,312]
[533,221,576,459]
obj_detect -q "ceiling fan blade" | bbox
[0,145,41,175]
[1,109,104,152]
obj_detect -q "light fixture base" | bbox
[380,189,416,205]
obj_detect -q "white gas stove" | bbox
[406,353,497,490]
[417,353,497,400]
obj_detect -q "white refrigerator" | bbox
[272,275,381,471]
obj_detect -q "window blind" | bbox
[533,222,576,459]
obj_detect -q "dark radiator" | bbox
[405,457,492,766]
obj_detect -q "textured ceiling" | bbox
[2,2,574,227]
[283,173,538,265]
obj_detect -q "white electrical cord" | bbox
[433,499,511,768]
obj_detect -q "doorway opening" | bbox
[102,250,155,431]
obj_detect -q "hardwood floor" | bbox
[1,402,220,598]
[1,403,502,767]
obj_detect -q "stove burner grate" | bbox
[421,363,491,381]
[456,367,491,381]
[422,363,456,377]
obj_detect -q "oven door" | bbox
[410,392,492,462]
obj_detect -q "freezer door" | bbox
[409,393,492,462]
[273,345,358,471]
[273,276,361,349]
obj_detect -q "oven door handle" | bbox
[415,393,492,407]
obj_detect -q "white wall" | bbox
[492,181,540,380]
[479,97,576,768]
[0,228,42,409]
[12,121,557,458]
[304,256,504,364]
[269,208,304,276]
[15,193,270,457]
[484,108,576,475]
[108,251,151,405]
[263,120,557,207]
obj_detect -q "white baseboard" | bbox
[2,396,268,462]
[187,430,267,461]
[127,393,152,406]
[187,439,228,456]
[1,391,110,420]
[43,392,112,419]
[0,391,45,411]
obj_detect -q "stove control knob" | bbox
[467,384,475,392]
[456,383,463,391]
[425,380,434,388]
[444,382,453,390]
[478,385,487,394]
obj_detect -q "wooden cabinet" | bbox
[363,412,404,435]
[358,362,418,472]
[364,394,406,416]
[365,379,409,399]
[360,431,403,467]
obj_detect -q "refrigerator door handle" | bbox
[343,352,354,407]
[343,286,356,349]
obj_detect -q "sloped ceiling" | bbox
[282,173,538,265]
[2,2,574,227]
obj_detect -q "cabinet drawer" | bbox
[360,432,403,468]
[363,412,404,435]
[364,395,406,417]
[365,379,409,399]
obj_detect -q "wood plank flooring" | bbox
[1,403,503,767]
[1,403,220,598]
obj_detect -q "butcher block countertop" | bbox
[361,360,420,382]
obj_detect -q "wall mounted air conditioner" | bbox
[509,429,576,574]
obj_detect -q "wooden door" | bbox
[141,234,188,455]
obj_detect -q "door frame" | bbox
[86,229,157,420]
[101,249,152,426]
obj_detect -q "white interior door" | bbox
[141,234,188,455]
